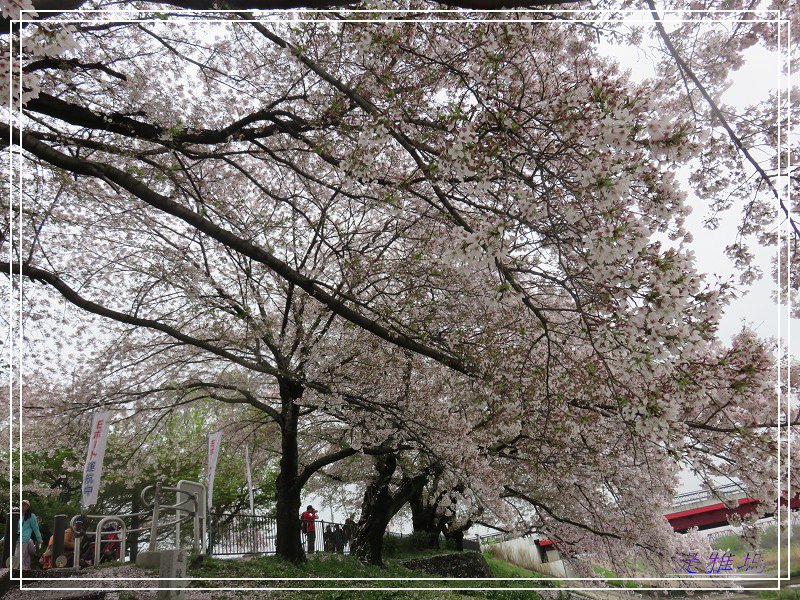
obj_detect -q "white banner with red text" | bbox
[81,410,112,508]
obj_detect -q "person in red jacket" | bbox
[300,505,318,554]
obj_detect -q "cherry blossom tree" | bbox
[316,342,502,565]
[3,0,797,578]
[485,329,790,577]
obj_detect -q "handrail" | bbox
[70,512,194,537]
[94,516,126,567]
[671,483,747,507]
[71,509,150,525]
[141,485,198,514]
[126,513,196,536]
[67,480,204,569]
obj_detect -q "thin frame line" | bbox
[9,6,791,593]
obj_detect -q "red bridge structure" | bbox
[665,483,800,533]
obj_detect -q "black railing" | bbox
[209,514,356,556]
[304,520,352,554]
[478,532,511,545]
[210,513,279,556]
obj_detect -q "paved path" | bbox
[0,566,146,600]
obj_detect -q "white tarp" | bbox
[81,410,112,507]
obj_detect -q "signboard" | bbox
[207,431,222,509]
[177,480,206,517]
[81,410,111,507]
[177,480,207,554]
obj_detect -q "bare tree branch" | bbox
[2,259,281,376]
[646,0,800,241]
[3,123,475,375]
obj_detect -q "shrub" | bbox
[760,524,800,550]
[711,533,748,555]
[383,531,436,557]
[444,536,461,551]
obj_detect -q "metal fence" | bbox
[478,532,511,546]
[209,514,279,556]
[303,520,352,554]
[208,514,485,556]
[209,514,354,556]
[671,482,745,508]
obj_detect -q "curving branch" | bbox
[171,380,284,423]
[2,259,281,376]
[646,0,800,241]
[3,123,475,375]
[295,443,412,490]
[24,57,128,80]
[504,485,623,540]
[24,92,313,147]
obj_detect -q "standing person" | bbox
[334,524,345,554]
[343,515,356,550]
[300,505,318,554]
[323,525,333,552]
[16,500,42,570]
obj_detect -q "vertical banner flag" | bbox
[207,431,222,509]
[81,411,112,508]
[245,445,254,515]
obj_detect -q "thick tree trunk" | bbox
[353,455,430,566]
[409,485,440,549]
[274,378,305,563]
[352,453,397,566]
[444,524,469,551]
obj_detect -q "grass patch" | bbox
[482,552,557,584]
[593,565,644,589]
[187,553,570,599]
[712,533,750,555]
[710,527,800,577]
[191,552,423,580]
[761,545,800,578]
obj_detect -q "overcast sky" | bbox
[602,39,797,356]
[693,46,795,354]
[595,37,795,498]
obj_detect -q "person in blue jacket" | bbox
[17,499,42,569]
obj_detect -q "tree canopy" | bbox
[3,0,797,576]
